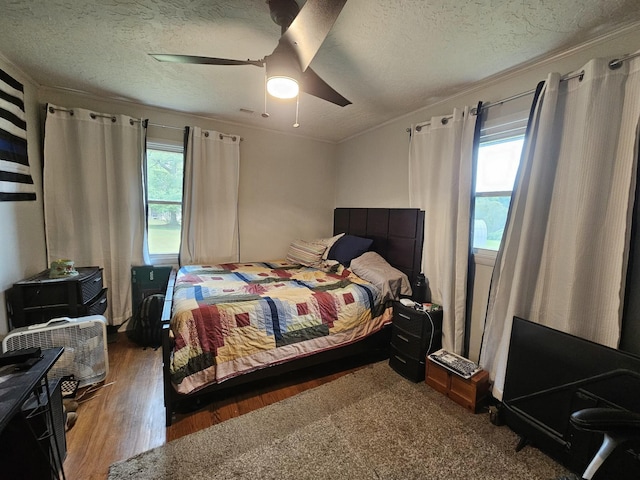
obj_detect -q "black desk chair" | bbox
[569,408,640,479]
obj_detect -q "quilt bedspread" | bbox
[170,261,391,394]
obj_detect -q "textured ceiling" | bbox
[1,0,640,142]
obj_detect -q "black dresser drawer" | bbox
[15,267,104,307]
[393,305,425,336]
[20,306,73,326]
[79,269,104,304]
[86,288,108,316]
[391,325,422,359]
[392,303,443,356]
[16,289,108,326]
[389,345,426,382]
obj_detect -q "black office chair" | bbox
[568,408,640,479]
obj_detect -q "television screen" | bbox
[502,317,640,476]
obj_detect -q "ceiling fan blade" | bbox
[301,67,350,107]
[150,54,264,67]
[280,0,347,72]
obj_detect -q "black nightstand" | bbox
[389,301,443,382]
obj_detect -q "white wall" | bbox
[0,57,48,336]
[38,88,338,264]
[334,26,640,361]
[0,84,337,333]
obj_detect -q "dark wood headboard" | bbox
[333,208,425,285]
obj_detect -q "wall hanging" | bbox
[0,68,35,201]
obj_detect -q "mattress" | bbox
[169,261,392,394]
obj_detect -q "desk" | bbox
[0,347,65,479]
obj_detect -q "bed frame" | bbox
[161,207,425,426]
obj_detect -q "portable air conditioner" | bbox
[2,315,109,387]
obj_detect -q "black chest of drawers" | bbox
[389,302,443,382]
[9,267,107,328]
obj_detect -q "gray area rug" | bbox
[109,361,571,479]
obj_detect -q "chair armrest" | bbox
[571,408,640,435]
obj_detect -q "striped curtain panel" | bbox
[0,68,35,201]
[480,52,640,400]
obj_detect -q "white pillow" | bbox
[313,233,345,259]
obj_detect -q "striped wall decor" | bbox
[0,68,35,201]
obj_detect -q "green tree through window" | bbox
[147,145,183,255]
[473,137,523,250]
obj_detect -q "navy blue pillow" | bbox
[327,235,373,266]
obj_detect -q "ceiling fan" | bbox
[150,0,351,107]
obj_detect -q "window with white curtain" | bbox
[473,96,532,254]
[146,140,184,264]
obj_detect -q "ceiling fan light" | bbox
[267,76,299,99]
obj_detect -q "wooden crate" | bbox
[425,357,490,413]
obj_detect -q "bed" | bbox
[161,207,425,425]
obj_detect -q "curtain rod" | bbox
[48,106,142,125]
[47,105,121,122]
[477,69,584,113]
[148,122,184,131]
[46,107,243,141]
[409,107,479,131]
[412,114,455,132]
[406,50,640,134]
[136,119,243,141]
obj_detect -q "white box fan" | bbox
[2,315,109,387]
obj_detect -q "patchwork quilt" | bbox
[170,261,391,394]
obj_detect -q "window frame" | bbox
[473,135,524,254]
[145,139,184,266]
[472,100,531,259]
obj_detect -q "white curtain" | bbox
[480,54,640,400]
[179,127,240,265]
[409,107,478,354]
[43,105,148,325]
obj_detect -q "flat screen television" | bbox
[502,316,640,478]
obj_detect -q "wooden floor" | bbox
[63,333,374,480]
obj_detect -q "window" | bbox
[473,136,524,250]
[472,98,532,252]
[146,141,184,261]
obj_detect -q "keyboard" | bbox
[428,349,481,379]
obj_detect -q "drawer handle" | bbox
[399,313,410,320]
[94,276,102,283]
[396,334,409,343]
[394,355,407,364]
